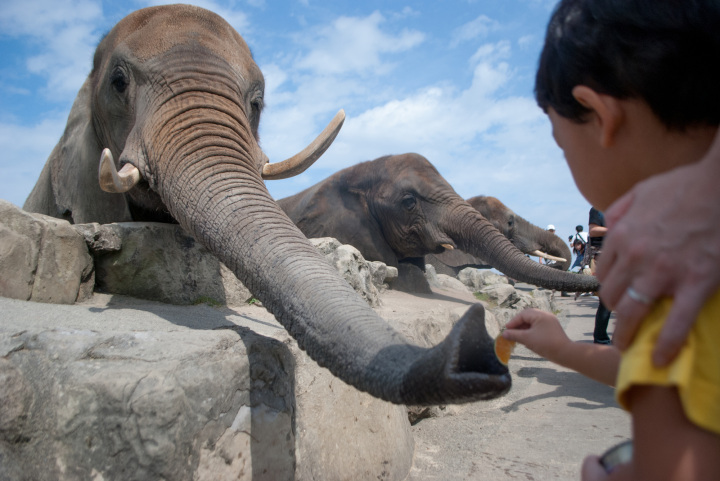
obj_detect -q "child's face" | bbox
[547,108,627,210]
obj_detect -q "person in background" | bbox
[588,208,612,344]
[570,238,586,272]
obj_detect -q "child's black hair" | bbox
[535,0,720,130]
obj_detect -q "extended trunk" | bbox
[144,102,510,404]
[445,203,599,292]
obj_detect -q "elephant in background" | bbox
[21,5,511,405]
[278,153,599,293]
[429,196,572,276]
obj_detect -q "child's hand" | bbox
[502,308,571,362]
[581,455,609,481]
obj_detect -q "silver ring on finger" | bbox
[626,286,654,305]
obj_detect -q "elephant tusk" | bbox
[441,244,454,250]
[531,250,566,263]
[262,109,345,180]
[98,148,141,193]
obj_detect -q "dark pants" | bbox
[594,300,612,343]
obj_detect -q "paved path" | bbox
[406,287,631,481]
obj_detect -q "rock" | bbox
[0,293,416,481]
[435,274,471,293]
[90,222,253,306]
[0,320,296,481]
[514,288,556,313]
[0,200,93,304]
[309,238,381,307]
[457,268,508,291]
[478,284,520,308]
[368,260,397,289]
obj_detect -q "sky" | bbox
[0,0,595,243]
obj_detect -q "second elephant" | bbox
[279,153,598,293]
[429,195,573,276]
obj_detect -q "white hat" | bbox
[547,224,556,230]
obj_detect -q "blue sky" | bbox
[0,0,595,242]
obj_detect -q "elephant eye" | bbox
[110,68,129,94]
[401,196,417,211]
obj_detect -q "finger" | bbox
[505,309,541,329]
[611,293,655,351]
[502,327,533,344]
[603,190,634,229]
[652,285,709,366]
[610,262,671,349]
[597,257,634,311]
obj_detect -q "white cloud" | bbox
[451,15,500,47]
[0,113,68,207]
[0,0,103,101]
[294,11,424,76]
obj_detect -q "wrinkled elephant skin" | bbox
[431,196,573,274]
[279,153,599,293]
[21,6,511,405]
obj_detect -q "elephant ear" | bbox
[279,176,398,267]
[23,78,132,224]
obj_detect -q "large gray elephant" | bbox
[278,153,598,293]
[22,5,510,405]
[429,196,573,276]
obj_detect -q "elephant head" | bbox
[22,6,510,405]
[468,196,572,271]
[279,153,598,293]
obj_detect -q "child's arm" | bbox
[581,386,720,481]
[502,309,620,386]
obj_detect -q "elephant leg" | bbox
[395,259,433,294]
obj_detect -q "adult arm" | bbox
[502,309,620,386]
[596,130,720,366]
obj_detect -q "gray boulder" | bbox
[458,268,509,291]
[0,200,93,304]
[0,295,414,481]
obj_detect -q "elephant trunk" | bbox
[515,217,573,271]
[446,204,599,292]
[147,122,510,405]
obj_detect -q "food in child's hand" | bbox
[495,333,516,365]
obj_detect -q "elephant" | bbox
[278,153,599,293]
[428,196,573,276]
[21,5,511,405]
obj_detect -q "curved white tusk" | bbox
[531,250,567,263]
[441,244,454,251]
[98,148,141,193]
[262,109,345,180]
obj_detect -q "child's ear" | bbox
[572,85,624,148]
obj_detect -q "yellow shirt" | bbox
[616,291,720,435]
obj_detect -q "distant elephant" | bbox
[278,153,598,293]
[429,196,572,276]
[21,5,510,405]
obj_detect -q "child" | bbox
[503,0,720,480]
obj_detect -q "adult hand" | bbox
[595,132,720,366]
